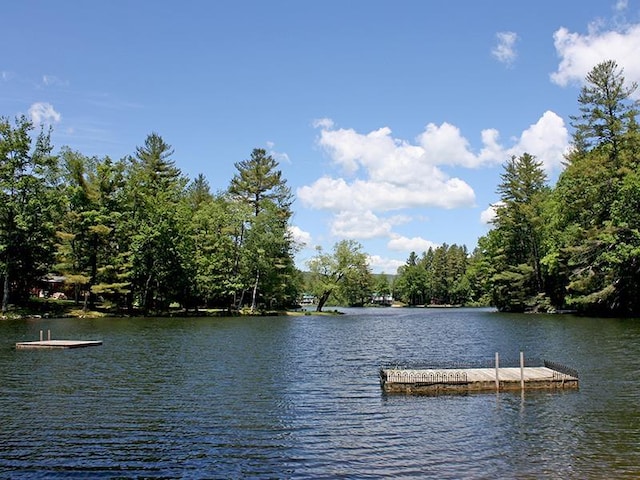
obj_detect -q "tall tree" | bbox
[0,116,59,311]
[227,148,296,312]
[571,59,638,161]
[229,148,292,217]
[550,60,640,314]
[490,153,549,311]
[56,151,128,310]
[124,133,189,313]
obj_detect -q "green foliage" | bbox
[0,116,60,311]
[393,245,470,306]
[485,153,550,311]
[227,149,298,312]
[5,58,640,318]
[307,240,371,311]
[474,60,640,315]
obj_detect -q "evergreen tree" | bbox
[124,133,189,313]
[490,153,549,311]
[551,60,640,314]
[227,148,297,311]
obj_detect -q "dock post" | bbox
[48,330,51,341]
[39,330,43,341]
[495,352,500,391]
[520,351,525,390]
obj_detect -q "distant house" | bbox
[300,293,316,306]
[371,293,393,306]
[36,275,67,298]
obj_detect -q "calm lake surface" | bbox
[1,307,640,479]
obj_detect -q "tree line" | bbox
[394,60,640,316]
[2,60,638,317]
[0,126,300,314]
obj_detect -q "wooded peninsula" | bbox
[1,60,639,317]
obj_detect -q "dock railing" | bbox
[382,369,468,385]
[544,360,579,379]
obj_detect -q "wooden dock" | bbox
[16,340,103,349]
[380,353,579,394]
[15,330,102,350]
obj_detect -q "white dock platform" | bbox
[16,339,102,349]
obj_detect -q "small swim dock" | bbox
[380,353,578,394]
[15,330,102,350]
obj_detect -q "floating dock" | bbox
[15,330,102,350]
[380,353,578,394]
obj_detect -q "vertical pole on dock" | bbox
[495,352,500,391]
[40,330,43,341]
[520,351,525,390]
[47,330,51,341]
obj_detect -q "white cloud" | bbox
[28,102,61,125]
[387,235,440,253]
[289,225,312,247]
[480,202,504,225]
[298,115,569,247]
[551,23,640,98]
[506,111,569,173]
[312,117,334,129]
[417,122,478,167]
[299,175,474,212]
[330,210,409,239]
[367,254,405,275]
[492,31,518,66]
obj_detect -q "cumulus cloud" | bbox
[28,102,61,125]
[551,23,640,97]
[299,114,568,214]
[492,31,519,66]
[480,202,504,225]
[289,225,312,247]
[312,117,334,129]
[387,235,440,253]
[298,115,569,253]
[505,111,570,173]
[367,254,405,274]
[330,210,409,239]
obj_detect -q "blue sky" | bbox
[3,0,640,273]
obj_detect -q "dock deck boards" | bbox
[15,340,102,349]
[380,365,578,394]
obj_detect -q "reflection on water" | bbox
[1,309,640,478]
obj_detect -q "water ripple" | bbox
[2,310,640,478]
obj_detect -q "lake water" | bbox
[1,307,639,478]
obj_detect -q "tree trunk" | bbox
[2,268,9,313]
[143,273,153,313]
[250,269,260,312]
[316,289,331,312]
